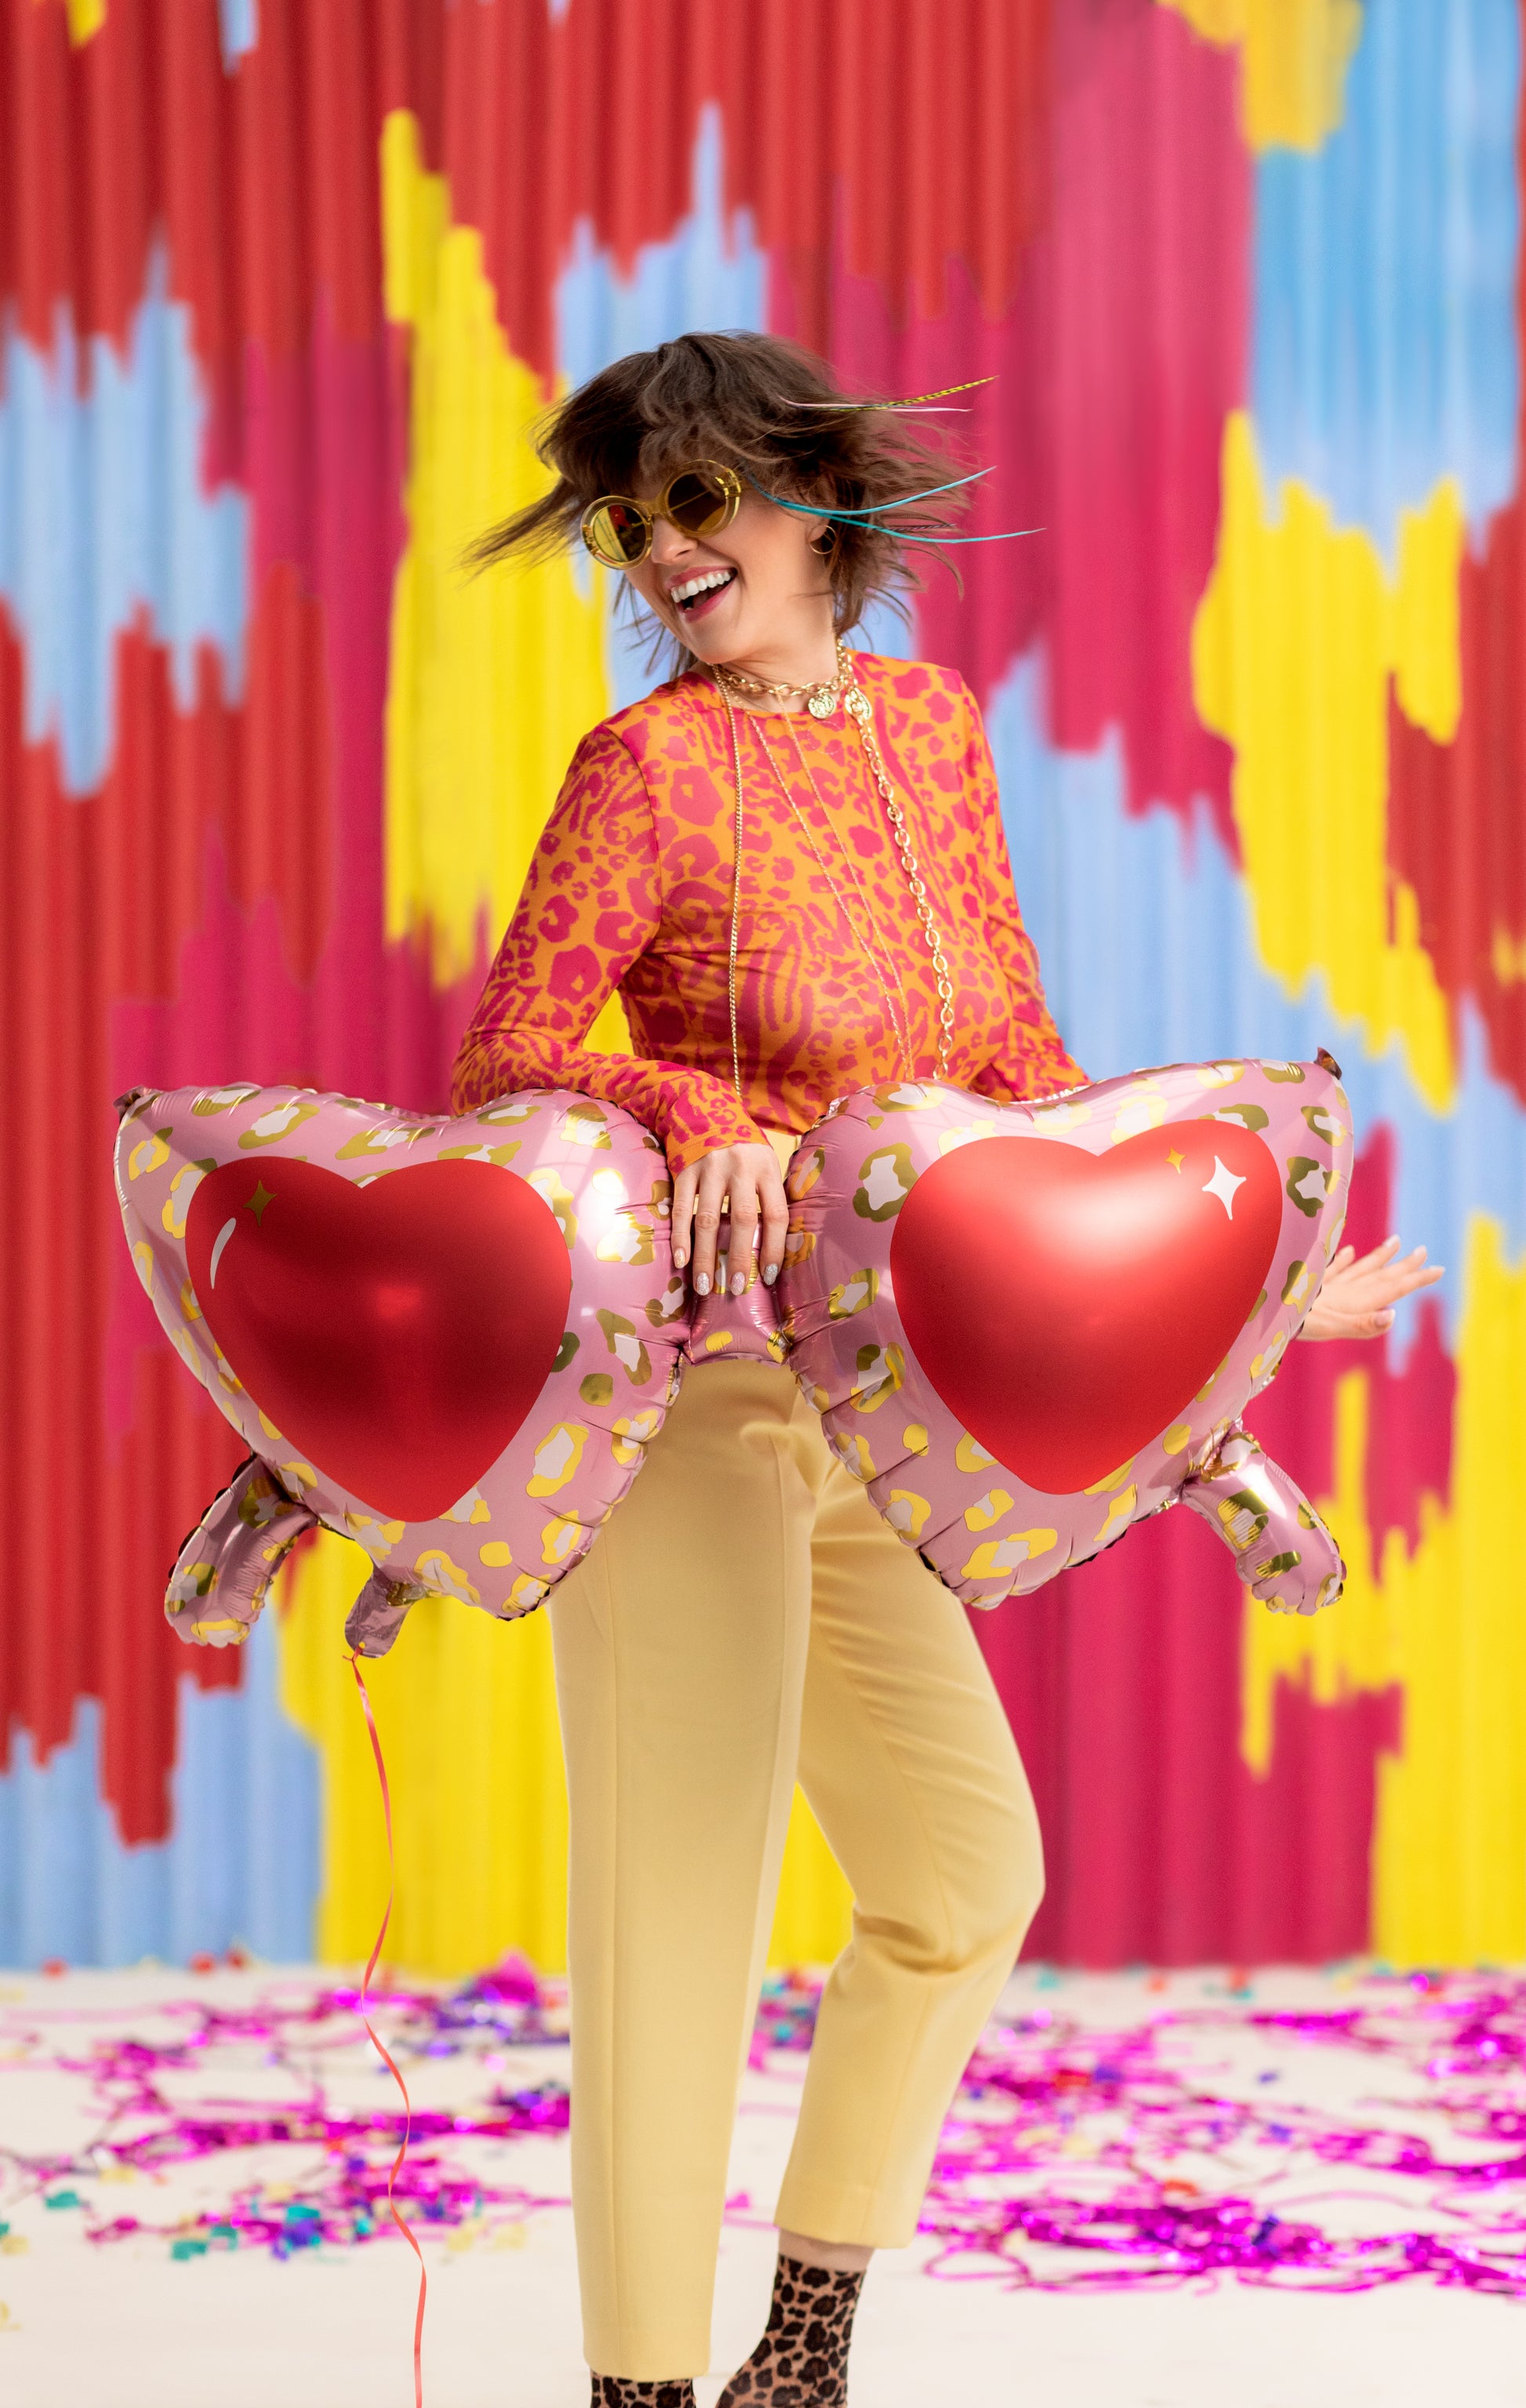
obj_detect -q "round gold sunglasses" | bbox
[580,461,743,568]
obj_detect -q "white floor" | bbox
[1,1965,1522,2407]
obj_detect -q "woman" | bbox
[453,333,1437,2407]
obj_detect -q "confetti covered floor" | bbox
[2,1962,1524,2406]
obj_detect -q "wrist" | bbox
[666,1120,770,1182]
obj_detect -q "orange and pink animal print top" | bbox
[452,653,1083,1175]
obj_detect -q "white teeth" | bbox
[671,568,735,606]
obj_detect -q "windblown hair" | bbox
[469,331,973,652]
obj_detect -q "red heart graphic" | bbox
[186,1159,572,1520]
[889,1122,1281,1493]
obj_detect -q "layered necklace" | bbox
[714,649,850,720]
[710,639,957,1107]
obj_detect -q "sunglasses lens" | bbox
[664,469,736,538]
[583,499,651,566]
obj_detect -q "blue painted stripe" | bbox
[0,245,250,796]
[0,1611,318,1970]
[217,0,258,64]
[1252,0,1521,557]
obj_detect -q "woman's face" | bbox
[620,475,836,670]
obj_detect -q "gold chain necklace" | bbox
[841,665,957,1077]
[714,652,847,718]
[710,642,954,1109]
[754,720,916,1078]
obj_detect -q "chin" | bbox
[670,605,748,664]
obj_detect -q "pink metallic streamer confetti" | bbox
[0,1964,570,2257]
[919,1975,1526,2295]
[1,1967,1523,2301]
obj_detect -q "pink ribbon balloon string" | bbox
[347,1648,428,2408]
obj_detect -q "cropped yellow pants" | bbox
[550,1357,1045,2379]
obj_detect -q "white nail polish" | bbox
[730,1273,746,1296]
[674,1250,688,1269]
[763,1264,779,1287]
[695,1272,710,1295]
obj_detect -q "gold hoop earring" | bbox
[810,526,837,558]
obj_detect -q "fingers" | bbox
[758,1160,790,1286]
[689,1153,729,1295]
[1328,1244,1355,1276]
[670,1163,696,1272]
[1386,1258,1444,1302]
[1357,1245,1445,1311]
[1349,1234,1403,1275]
[670,1146,789,1296]
[725,1169,759,1296]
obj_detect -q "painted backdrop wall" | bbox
[2,0,1524,1975]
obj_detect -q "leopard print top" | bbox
[452,655,1082,1176]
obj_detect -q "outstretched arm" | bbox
[1299,1236,1443,1341]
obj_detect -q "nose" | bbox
[649,513,694,565]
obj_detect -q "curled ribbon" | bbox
[347,1649,427,2407]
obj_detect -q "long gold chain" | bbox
[716,680,748,1107]
[840,659,955,1077]
[711,644,954,1111]
[757,719,916,1077]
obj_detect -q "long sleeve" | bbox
[451,725,765,1175]
[957,684,1087,1100]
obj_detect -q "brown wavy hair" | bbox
[469,331,973,652]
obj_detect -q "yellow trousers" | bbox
[550,1358,1044,2378]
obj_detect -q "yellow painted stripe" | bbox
[1157,0,1364,151]
[65,0,107,45]
[381,107,612,987]
[1193,412,1458,1110]
[277,1533,569,1973]
[1242,1215,1526,1964]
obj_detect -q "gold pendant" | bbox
[807,688,837,719]
[844,685,873,726]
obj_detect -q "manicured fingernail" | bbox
[694,1272,710,1295]
[730,1273,747,1296]
[1379,1309,1394,1328]
[673,1248,688,1268]
[763,1264,779,1287]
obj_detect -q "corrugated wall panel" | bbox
[1,0,1521,1974]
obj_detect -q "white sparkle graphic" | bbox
[208,1217,238,1288]
[1202,1156,1247,1219]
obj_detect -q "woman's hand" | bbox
[1299,1235,1443,1342]
[671,1142,790,1298]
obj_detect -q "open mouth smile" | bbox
[669,567,736,619]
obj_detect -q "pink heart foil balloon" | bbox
[115,1083,685,1654]
[779,1057,1350,1616]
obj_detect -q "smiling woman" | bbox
[449,331,1081,2408]
[449,331,1433,2408]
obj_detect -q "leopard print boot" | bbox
[590,2380,696,2406]
[717,2254,865,2406]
